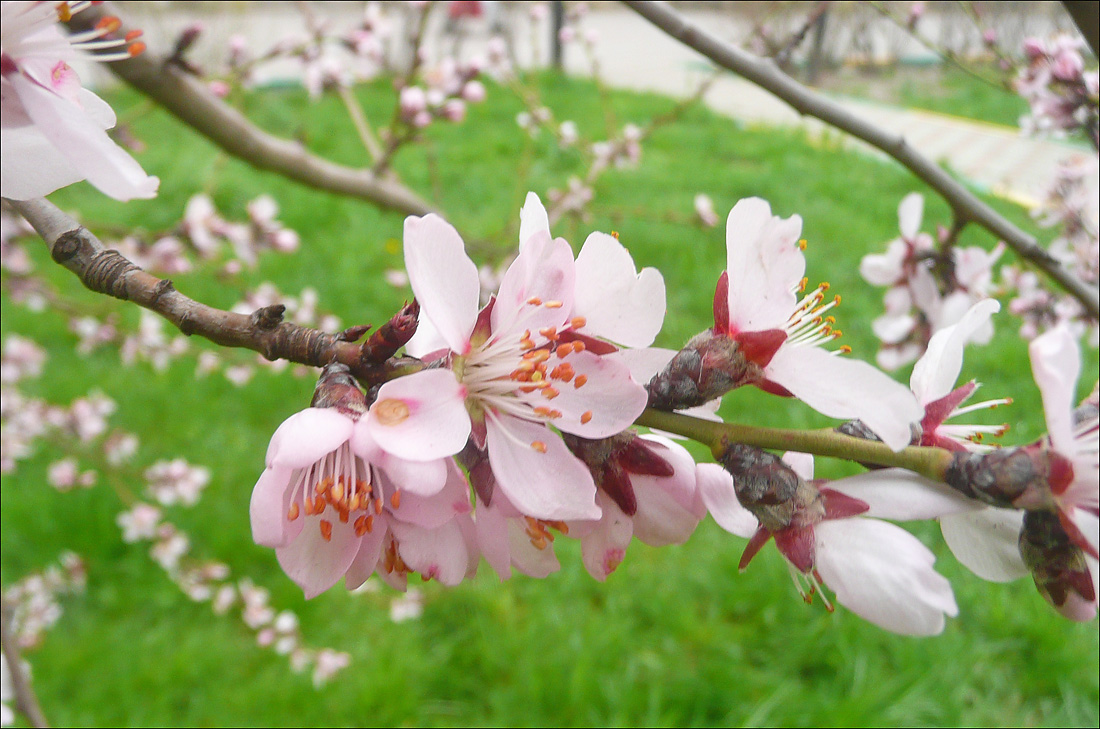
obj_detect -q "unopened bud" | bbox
[944,446,1063,511]
[646,330,760,410]
[360,300,420,365]
[310,362,367,417]
[1019,510,1097,621]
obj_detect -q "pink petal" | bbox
[474,495,513,580]
[491,232,574,335]
[724,198,804,333]
[505,517,562,578]
[403,214,479,354]
[910,299,1000,404]
[898,193,924,240]
[518,191,550,250]
[485,414,600,520]
[1053,556,1098,622]
[267,408,354,469]
[618,347,677,384]
[387,459,471,529]
[353,418,449,497]
[580,493,633,581]
[367,369,471,461]
[827,469,978,520]
[781,451,814,480]
[814,518,958,636]
[631,436,704,546]
[250,466,297,547]
[696,463,758,538]
[276,514,362,599]
[1029,326,1080,453]
[859,240,907,286]
[390,518,470,586]
[765,344,922,451]
[541,350,647,438]
[939,508,1027,582]
[574,231,666,347]
[343,519,389,590]
[9,73,158,200]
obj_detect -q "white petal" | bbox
[403,214,479,354]
[491,232,574,335]
[940,509,1028,582]
[724,198,804,332]
[541,349,647,438]
[828,469,979,520]
[1029,325,1080,453]
[815,518,958,636]
[574,231,665,347]
[911,298,1000,403]
[518,191,550,250]
[781,452,814,480]
[696,463,758,537]
[898,193,924,240]
[267,408,354,469]
[766,345,921,451]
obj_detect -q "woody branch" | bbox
[624,0,1100,319]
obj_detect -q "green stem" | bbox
[636,408,954,482]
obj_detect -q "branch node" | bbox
[152,278,176,303]
[251,305,286,330]
[178,312,196,336]
[50,228,84,264]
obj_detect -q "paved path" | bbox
[103,3,1091,208]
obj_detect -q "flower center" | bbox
[285,442,383,541]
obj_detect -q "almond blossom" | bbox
[652,197,921,450]
[365,197,653,522]
[1,0,159,200]
[698,449,960,635]
[251,365,472,597]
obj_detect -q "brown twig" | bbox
[624,0,1100,319]
[65,3,435,218]
[6,198,421,388]
[0,603,49,728]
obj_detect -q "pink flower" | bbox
[713,198,921,450]
[699,451,960,635]
[1,1,158,200]
[251,366,471,597]
[365,199,651,521]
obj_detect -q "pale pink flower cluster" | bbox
[1016,34,1099,144]
[694,193,719,227]
[0,1,159,201]
[181,193,301,268]
[860,193,1003,369]
[0,334,45,384]
[398,58,486,129]
[47,456,95,491]
[3,552,86,649]
[120,311,189,371]
[1003,156,1099,346]
[145,458,211,507]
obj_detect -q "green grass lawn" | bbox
[2,73,1098,727]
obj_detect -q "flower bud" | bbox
[1019,510,1097,621]
[399,86,427,119]
[461,80,486,103]
[310,362,367,416]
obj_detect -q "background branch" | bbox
[624,0,1100,319]
[1,604,49,728]
[6,198,418,386]
[65,3,435,218]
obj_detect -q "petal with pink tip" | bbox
[518,191,550,250]
[367,369,471,461]
[897,193,924,240]
[9,73,158,200]
[276,515,362,599]
[250,466,297,547]
[485,414,600,520]
[911,299,1000,404]
[540,350,647,438]
[939,508,1028,582]
[403,214,480,354]
[724,198,804,333]
[574,231,666,347]
[696,463,758,538]
[491,232,574,335]
[268,408,354,469]
[390,518,470,586]
[1029,326,1080,454]
[765,344,921,451]
[580,493,633,581]
[815,518,958,636]
[827,469,978,520]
